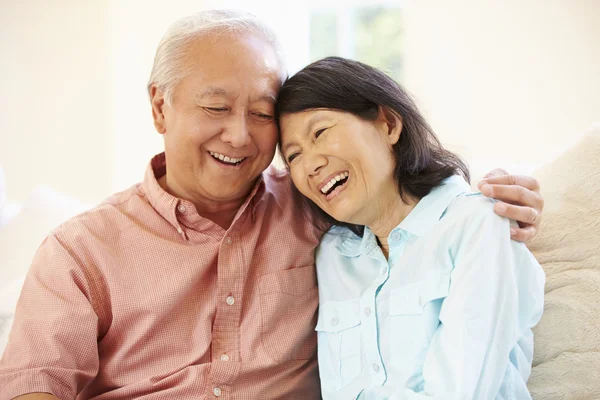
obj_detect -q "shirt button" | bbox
[220,354,230,361]
[177,204,186,213]
[331,317,339,326]
[226,296,235,306]
[391,231,401,241]
[364,307,371,316]
[373,363,380,373]
[225,236,232,245]
[177,227,183,234]
[213,387,222,397]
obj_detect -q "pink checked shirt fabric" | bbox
[0,153,322,399]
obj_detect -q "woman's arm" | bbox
[396,199,545,399]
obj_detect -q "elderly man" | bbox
[0,10,544,400]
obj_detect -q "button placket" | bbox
[361,264,388,385]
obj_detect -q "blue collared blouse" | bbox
[314,176,545,399]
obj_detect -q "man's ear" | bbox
[150,85,167,134]
[378,106,403,146]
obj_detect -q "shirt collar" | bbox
[336,175,471,257]
[395,175,471,238]
[142,152,266,239]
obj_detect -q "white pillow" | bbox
[0,185,88,284]
[0,276,25,357]
[0,165,5,225]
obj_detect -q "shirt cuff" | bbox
[0,373,74,400]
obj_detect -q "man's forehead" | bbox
[188,32,283,71]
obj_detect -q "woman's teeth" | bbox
[210,151,245,165]
[321,172,349,194]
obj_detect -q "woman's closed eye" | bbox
[314,128,327,139]
[286,152,300,164]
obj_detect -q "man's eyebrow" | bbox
[252,93,277,104]
[196,87,230,99]
[196,88,276,104]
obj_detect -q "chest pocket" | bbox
[258,265,318,363]
[388,273,450,375]
[315,298,362,394]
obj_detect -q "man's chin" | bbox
[204,179,258,201]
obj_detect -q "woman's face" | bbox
[279,108,402,226]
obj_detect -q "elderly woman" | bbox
[276,57,545,399]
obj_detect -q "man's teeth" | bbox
[320,172,349,194]
[209,151,245,164]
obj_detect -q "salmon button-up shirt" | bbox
[0,153,322,400]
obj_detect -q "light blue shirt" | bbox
[315,176,545,400]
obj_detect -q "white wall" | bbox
[402,0,600,174]
[0,0,113,203]
[1,1,598,204]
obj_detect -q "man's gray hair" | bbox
[147,10,286,105]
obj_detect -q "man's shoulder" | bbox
[51,182,147,243]
[260,165,293,204]
[263,164,291,188]
[260,165,324,240]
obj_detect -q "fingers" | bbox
[493,202,540,226]
[481,168,509,180]
[477,172,544,244]
[480,184,544,211]
[509,225,538,243]
[493,201,541,243]
[478,174,540,192]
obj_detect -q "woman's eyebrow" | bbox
[281,112,329,154]
[305,113,328,133]
[281,140,297,155]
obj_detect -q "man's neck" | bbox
[157,175,251,230]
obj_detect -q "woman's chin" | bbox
[327,207,359,226]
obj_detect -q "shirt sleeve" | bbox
[0,233,101,400]
[394,201,545,399]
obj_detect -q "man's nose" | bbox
[222,113,251,148]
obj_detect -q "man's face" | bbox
[151,33,283,205]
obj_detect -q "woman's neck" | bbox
[368,194,417,259]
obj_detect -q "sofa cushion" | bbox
[527,124,600,399]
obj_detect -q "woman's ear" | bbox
[378,106,403,146]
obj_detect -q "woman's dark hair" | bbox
[275,56,470,236]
